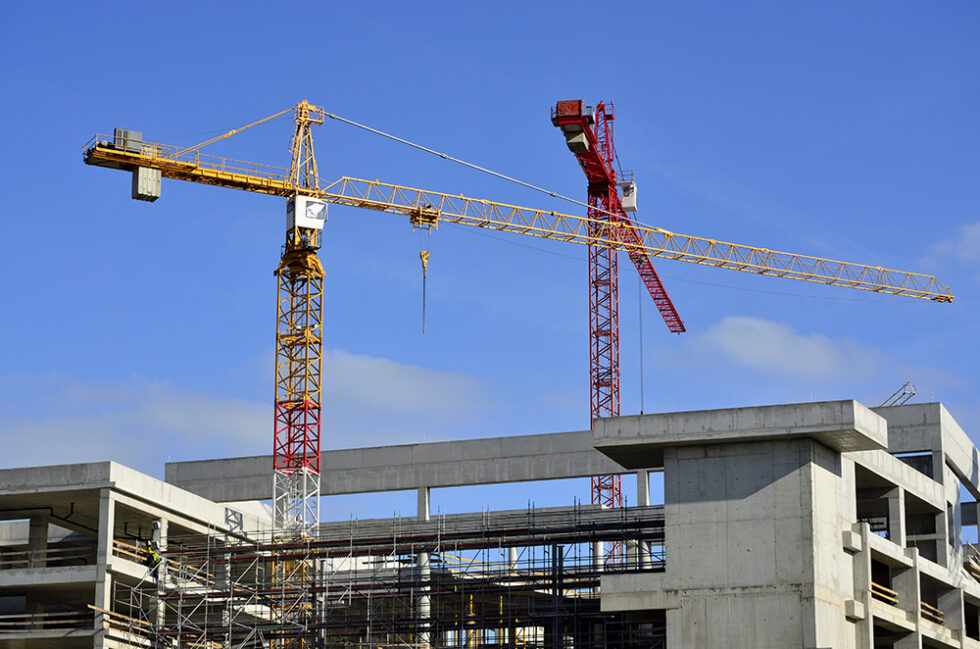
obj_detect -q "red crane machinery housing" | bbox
[552,100,685,513]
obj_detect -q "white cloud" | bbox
[320,349,488,448]
[323,349,483,414]
[698,316,884,380]
[0,351,488,475]
[920,221,980,269]
[0,377,268,476]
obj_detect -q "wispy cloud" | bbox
[321,348,488,447]
[323,349,482,414]
[0,377,268,476]
[0,351,488,475]
[920,220,980,276]
[697,316,886,381]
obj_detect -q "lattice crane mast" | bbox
[84,101,954,533]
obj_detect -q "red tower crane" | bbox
[552,100,684,513]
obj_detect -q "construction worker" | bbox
[144,540,162,578]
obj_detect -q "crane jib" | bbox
[82,139,953,304]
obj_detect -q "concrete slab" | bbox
[593,400,888,469]
[0,628,95,648]
[0,564,98,588]
[600,573,676,611]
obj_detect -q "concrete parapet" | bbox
[593,399,888,468]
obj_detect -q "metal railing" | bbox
[111,539,150,564]
[0,543,96,569]
[0,609,93,633]
[921,600,945,625]
[88,604,152,639]
[84,134,291,183]
[871,581,900,606]
[112,538,219,587]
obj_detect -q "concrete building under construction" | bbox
[3,399,980,649]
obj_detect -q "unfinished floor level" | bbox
[3,400,980,649]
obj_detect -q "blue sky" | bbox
[0,2,977,519]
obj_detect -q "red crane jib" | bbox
[552,100,685,334]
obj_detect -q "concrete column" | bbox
[418,487,430,522]
[636,470,649,507]
[152,518,167,549]
[930,451,944,484]
[938,587,963,635]
[638,540,651,570]
[853,523,874,649]
[93,489,116,645]
[635,470,650,568]
[25,514,50,629]
[416,551,431,648]
[935,507,950,569]
[888,487,906,548]
[592,541,604,572]
[508,546,518,572]
[893,549,921,649]
[154,518,168,628]
[27,514,49,569]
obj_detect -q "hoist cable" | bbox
[323,111,622,221]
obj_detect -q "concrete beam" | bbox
[166,430,627,502]
[848,447,945,511]
[874,403,980,497]
[594,400,888,469]
[0,461,115,493]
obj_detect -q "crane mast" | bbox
[273,101,327,536]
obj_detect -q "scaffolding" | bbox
[103,505,666,649]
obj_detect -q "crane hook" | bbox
[420,250,430,334]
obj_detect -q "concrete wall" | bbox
[661,438,855,648]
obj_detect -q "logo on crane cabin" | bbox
[287,194,328,230]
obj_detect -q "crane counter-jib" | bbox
[83,137,954,303]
